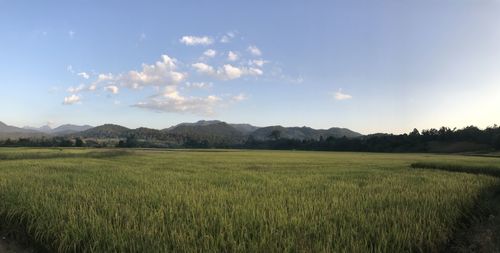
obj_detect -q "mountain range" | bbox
[23,124,94,135]
[0,120,362,142]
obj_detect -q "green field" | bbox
[1,148,499,252]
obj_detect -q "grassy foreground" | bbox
[0,148,499,252]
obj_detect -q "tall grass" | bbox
[0,149,499,252]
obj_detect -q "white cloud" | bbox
[67,83,100,93]
[192,62,215,75]
[63,94,81,105]
[67,65,75,73]
[180,35,213,46]
[139,33,146,41]
[220,32,236,43]
[203,49,217,58]
[232,93,247,102]
[227,51,239,61]
[90,55,185,90]
[105,85,119,94]
[250,59,267,67]
[245,67,263,76]
[192,63,262,80]
[247,45,262,56]
[134,86,221,115]
[122,55,185,89]
[185,82,213,89]
[67,84,86,93]
[77,72,90,79]
[334,89,353,100]
[219,64,243,80]
[96,73,114,82]
[68,30,75,39]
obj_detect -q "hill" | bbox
[0,121,36,133]
[23,124,93,135]
[166,121,246,145]
[250,126,362,141]
[76,124,131,138]
[229,123,260,134]
[52,124,93,135]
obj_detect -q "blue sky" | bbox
[0,0,499,134]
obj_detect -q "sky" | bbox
[0,0,499,134]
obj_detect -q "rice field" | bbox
[0,148,499,252]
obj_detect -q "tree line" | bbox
[1,125,499,153]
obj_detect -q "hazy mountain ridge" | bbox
[1,121,38,133]
[250,126,362,141]
[1,120,363,143]
[22,124,93,134]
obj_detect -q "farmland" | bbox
[0,148,499,252]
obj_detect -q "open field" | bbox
[1,148,500,252]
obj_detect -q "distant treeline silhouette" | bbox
[1,125,499,153]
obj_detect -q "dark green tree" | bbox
[125,134,138,148]
[75,138,84,147]
[269,130,281,140]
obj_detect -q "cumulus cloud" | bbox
[219,64,243,80]
[105,85,119,94]
[122,55,185,89]
[192,62,262,80]
[77,72,90,79]
[89,55,185,90]
[192,62,215,75]
[63,54,185,105]
[62,46,267,113]
[250,59,267,67]
[180,35,213,46]
[334,89,353,100]
[63,94,81,105]
[227,51,239,61]
[203,49,217,58]
[185,82,213,89]
[134,86,221,115]
[247,45,262,56]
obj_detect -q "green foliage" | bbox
[75,138,84,147]
[1,149,500,252]
[269,129,281,140]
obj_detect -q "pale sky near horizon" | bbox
[1,0,499,134]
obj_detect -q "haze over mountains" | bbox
[0,120,362,141]
[23,124,94,135]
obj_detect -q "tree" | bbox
[494,134,500,150]
[75,138,84,147]
[4,138,14,146]
[269,130,281,140]
[409,128,420,137]
[125,134,138,148]
[117,140,126,148]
